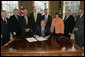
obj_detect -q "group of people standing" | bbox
[1,6,84,48]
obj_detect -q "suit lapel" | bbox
[44,27,46,36]
[23,16,27,25]
[64,16,66,21]
[64,15,70,21]
[33,13,36,23]
[40,27,41,35]
[44,15,45,20]
[1,18,4,24]
[44,15,48,22]
[13,15,18,22]
[13,15,16,19]
[47,15,49,21]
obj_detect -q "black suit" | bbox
[29,12,42,34]
[36,26,50,37]
[1,18,10,46]
[42,15,52,28]
[64,15,75,38]
[20,16,32,36]
[10,14,21,37]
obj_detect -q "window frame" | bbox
[1,1,19,18]
[34,1,49,15]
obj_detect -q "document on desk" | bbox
[36,37,47,41]
[26,37,37,42]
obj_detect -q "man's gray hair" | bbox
[1,10,6,15]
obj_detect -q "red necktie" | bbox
[25,17,28,25]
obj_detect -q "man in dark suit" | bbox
[29,7,42,35]
[64,10,75,38]
[74,9,84,47]
[42,9,52,28]
[1,10,10,46]
[36,20,50,39]
[20,9,32,36]
[10,9,21,37]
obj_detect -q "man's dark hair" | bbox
[14,9,18,12]
[79,8,84,11]
[55,12,60,17]
[44,9,47,11]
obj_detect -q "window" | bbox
[63,1,80,19]
[2,1,19,18]
[34,1,49,15]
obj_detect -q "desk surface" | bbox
[1,36,83,56]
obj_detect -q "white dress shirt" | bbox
[2,17,7,23]
[65,15,70,20]
[34,12,37,22]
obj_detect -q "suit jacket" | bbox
[74,14,84,47]
[74,14,84,36]
[10,14,21,36]
[29,12,42,34]
[42,15,52,28]
[1,17,10,46]
[64,15,75,34]
[20,16,32,36]
[36,26,50,37]
[51,18,64,34]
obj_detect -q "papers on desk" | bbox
[26,37,37,42]
[26,37,47,42]
[36,37,47,41]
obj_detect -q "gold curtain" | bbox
[49,1,58,19]
[49,1,63,19]
[80,1,84,9]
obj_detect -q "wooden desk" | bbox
[1,36,83,56]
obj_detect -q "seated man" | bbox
[35,20,50,39]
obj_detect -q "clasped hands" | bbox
[34,35,50,39]
[25,28,30,32]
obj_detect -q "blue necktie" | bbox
[41,28,45,37]
[15,15,19,22]
[45,16,48,23]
